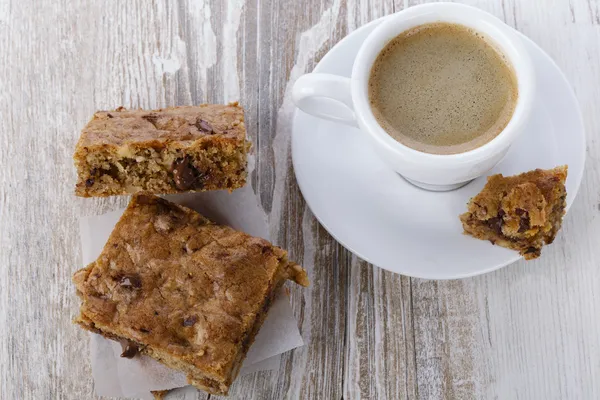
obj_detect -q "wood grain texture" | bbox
[1,1,600,400]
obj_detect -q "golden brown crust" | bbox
[460,166,568,259]
[72,194,308,395]
[74,103,250,197]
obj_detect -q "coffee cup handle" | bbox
[292,73,358,127]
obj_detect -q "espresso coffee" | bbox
[368,22,518,155]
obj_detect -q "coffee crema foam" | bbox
[368,22,518,155]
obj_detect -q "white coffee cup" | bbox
[292,3,534,191]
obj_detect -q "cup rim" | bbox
[351,2,535,163]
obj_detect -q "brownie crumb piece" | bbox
[460,166,568,260]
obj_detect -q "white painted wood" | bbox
[1,1,599,399]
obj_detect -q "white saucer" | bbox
[291,16,585,279]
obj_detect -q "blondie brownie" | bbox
[73,194,308,395]
[74,103,250,197]
[460,166,568,259]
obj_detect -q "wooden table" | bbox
[1,1,599,399]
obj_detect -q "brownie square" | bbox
[73,194,308,395]
[74,103,250,197]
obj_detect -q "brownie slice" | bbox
[72,194,308,395]
[74,103,250,197]
[460,166,568,259]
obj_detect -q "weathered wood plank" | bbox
[2,1,600,400]
[340,2,419,400]
[262,1,349,398]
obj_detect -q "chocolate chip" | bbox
[140,328,150,333]
[486,217,503,235]
[120,342,139,358]
[89,168,98,176]
[194,119,214,134]
[183,316,198,327]
[106,113,114,118]
[261,246,272,255]
[105,164,120,179]
[518,216,531,233]
[118,274,142,289]
[154,311,159,316]
[497,209,506,218]
[512,208,531,233]
[524,246,538,254]
[170,156,203,190]
[85,178,94,187]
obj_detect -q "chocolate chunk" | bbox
[171,156,203,190]
[514,208,531,233]
[194,119,214,134]
[106,113,114,118]
[486,217,503,235]
[120,342,139,358]
[183,316,198,327]
[140,328,150,333]
[118,274,142,289]
[85,178,95,187]
[105,164,120,179]
[497,209,506,218]
[89,168,98,176]
[524,246,538,254]
[518,217,531,233]
[261,245,272,255]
